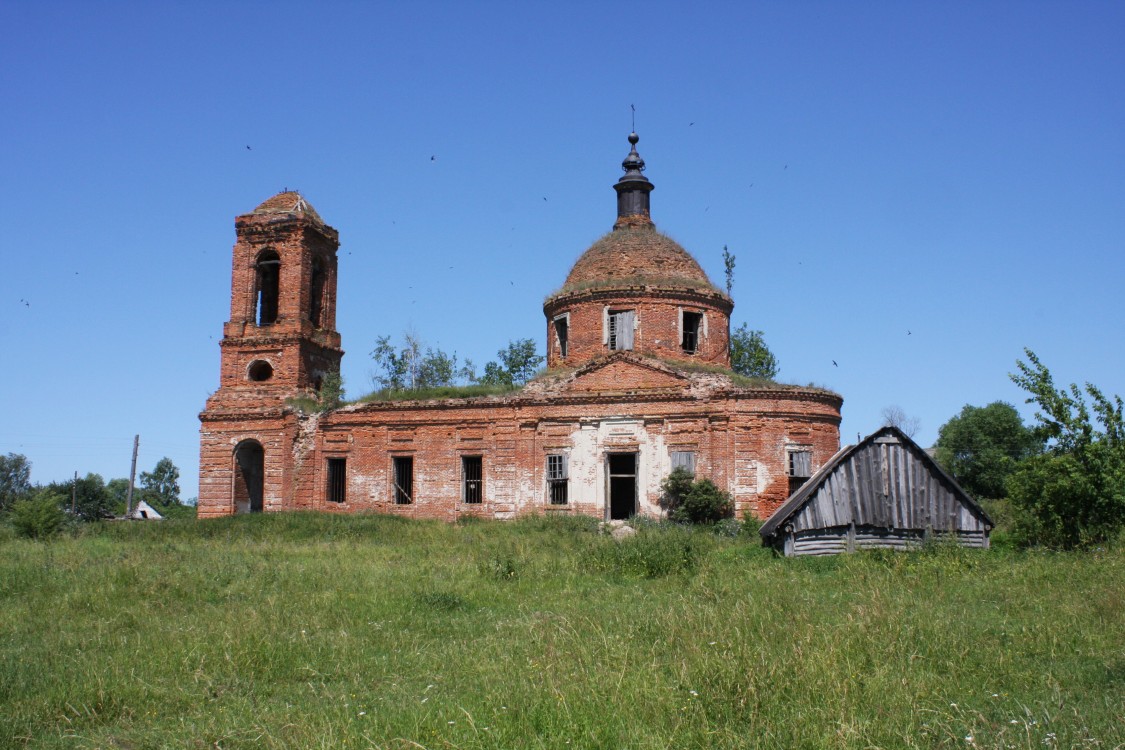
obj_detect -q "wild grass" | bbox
[1,513,1121,749]
[656,357,836,392]
[354,383,520,404]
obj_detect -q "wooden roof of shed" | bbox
[759,426,992,539]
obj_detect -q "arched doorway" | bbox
[233,440,264,513]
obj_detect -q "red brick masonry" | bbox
[199,192,842,521]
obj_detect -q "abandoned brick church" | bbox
[197,134,843,521]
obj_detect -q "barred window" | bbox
[462,456,483,504]
[393,456,413,504]
[547,454,568,505]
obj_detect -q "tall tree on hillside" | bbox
[729,324,779,380]
[934,401,1041,500]
[140,457,181,507]
[0,452,32,511]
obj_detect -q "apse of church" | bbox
[198,135,842,521]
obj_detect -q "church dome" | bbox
[542,134,733,370]
[559,224,718,297]
[249,191,324,225]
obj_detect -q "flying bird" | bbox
[907,330,912,335]
[431,155,436,161]
[246,145,251,150]
[832,360,838,367]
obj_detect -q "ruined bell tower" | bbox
[198,191,343,516]
[208,191,343,407]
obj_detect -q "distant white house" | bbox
[126,499,163,520]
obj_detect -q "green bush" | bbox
[660,468,733,525]
[10,493,67,539]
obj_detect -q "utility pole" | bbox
[70,470,77,515]
[125,434,139,517]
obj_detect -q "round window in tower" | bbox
[247,360,274,382]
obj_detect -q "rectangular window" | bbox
[546,454,568,505]
[681,311,702,354]
[393,456,413,504]
[788,450,812,477]
[787,449,812,495]
[326,458,346,503]
[671,450,696,475]
[462,456,483,504]
[607,309,635,351]
[553,315,569,359]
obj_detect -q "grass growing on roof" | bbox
[1,512,1122,749]
[355,382,520,403]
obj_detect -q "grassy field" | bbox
[1,514,1122,750]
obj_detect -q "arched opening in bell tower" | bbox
[255,250,281,326]
[233,440,265,513]
[309,256,326,328]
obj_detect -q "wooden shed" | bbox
[759,426,992,556]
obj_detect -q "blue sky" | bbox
[1,1,1122,502]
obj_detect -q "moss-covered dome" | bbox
[558,224,719,297]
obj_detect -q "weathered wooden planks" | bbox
[762,427,992,556]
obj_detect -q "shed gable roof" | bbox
[759,426,992,539]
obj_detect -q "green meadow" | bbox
[1,513,1122,749]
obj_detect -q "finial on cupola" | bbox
[613,132,655,228]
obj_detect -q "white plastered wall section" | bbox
[567,418,672,517]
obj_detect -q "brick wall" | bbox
[544,287,732,369]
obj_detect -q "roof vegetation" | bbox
[356,383,521,403]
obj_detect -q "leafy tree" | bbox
[106,477,132,513]
[477,339,544,387]
[0,452,32,511]
[140,457,181,507]
[661,467,733,525]
[46,473,112,522]
[1005,349,1125,548]
[729,324,779,380]
[880,405,921,438]
[934,401,1040,500]
[370,332,474,391]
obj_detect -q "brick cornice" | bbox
[543,284,733,316]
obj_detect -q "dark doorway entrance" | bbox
[607,453,637,520]
[233,440,264,513]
